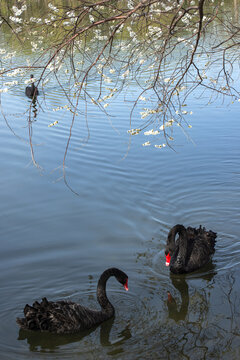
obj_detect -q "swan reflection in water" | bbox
[18,316,131,352]
[167,263,216,322]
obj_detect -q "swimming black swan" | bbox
[25,74,39,98]
[165,224,217,274]
[16,268,128,334]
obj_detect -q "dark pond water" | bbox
[1,29,240,360]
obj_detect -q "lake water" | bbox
[1,16,240,360]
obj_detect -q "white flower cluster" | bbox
[159,120,174,130]
[2,51,16,60]
[48,3,59,13]
[127,128,140,135]
[66,11,75,18]
[127,27,137,42]
[148,26,162,37]
[53,105,70,112]
[144,129,160,135]
[0,88,9,93]
[140,107,159,119]
[9,16,22,24]
[29,17,42,23]
[4,80,18,86]
[122,69,130,79]
[12,4,27,17]
[7,68,25,77]
[182,13,192,25]
[24,77,37,84]
[31,42,38,52]
[47,56,62,72]
[102,74,112,83]
[155,143,166,149]
[89,15,94,23]
[127,0,135,10]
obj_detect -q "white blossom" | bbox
[122,69,130,78]
[12,6,23,16]
[7,68,25,77]
[144,129,159,135]
[25,77,37,84]
[48,3,59,13]
[159,120,174,130]
[4,80,18,86]
[155,144,166,149]
[0,88,9,93]
[9,16,22,23]
[127,128,140,135]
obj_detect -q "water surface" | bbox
[0,21,240,360]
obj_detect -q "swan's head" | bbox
[116,270,128,291]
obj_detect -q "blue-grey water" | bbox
[1,29,240,360]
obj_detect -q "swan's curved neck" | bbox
[97,269,115,315]
[170,224,188,263]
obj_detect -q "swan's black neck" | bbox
[97,268,118,315]
[169,224,188,265]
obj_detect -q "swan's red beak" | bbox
[165,253,171,266]
[124,279,128,291]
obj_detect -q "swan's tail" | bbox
[16,297,51,331]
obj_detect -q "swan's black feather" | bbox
[17,298,108,334]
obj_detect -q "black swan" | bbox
[16,268,128,334]
[25,74,39,98]
[165,224,217,274]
